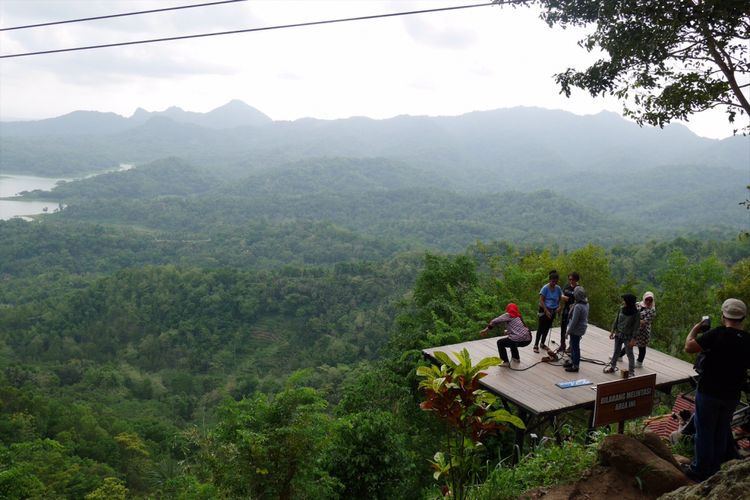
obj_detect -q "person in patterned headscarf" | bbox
[620,291,656,366]
[635,291,656,366]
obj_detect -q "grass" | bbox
[468,431,604,500]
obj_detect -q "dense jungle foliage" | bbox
[1,115,748,498]
[2,184,748,498]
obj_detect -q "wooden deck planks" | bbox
[422,324,696,417]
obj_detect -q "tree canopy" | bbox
[534,0,750,131]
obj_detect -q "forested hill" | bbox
[22,157,646,250]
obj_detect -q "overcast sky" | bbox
[0,0,743,139]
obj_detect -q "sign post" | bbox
[593,373,657,430]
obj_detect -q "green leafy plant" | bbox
[417,349,525,499]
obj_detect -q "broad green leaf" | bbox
[433,351,457,368]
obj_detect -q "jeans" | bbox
[569,334,581,367]
[497,337,531,362]
[609,336,634,375]
[691,391,738,479]
[534,312,555,348]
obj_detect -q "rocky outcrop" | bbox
[638,431,682,468]
[597,434,692,497]
[658,457,750,500]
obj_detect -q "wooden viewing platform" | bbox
[423,324,697,451]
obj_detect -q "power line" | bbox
[0,0,248,32]
[0,1,521,60]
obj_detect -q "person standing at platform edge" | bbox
[533,271,562,353]
[563,286,588,372]
[682,298,750,482]
[619,291,657,366]
[635,291,656,367]
[480,303,532,365]
[603,294,639,377]
[558,272,580,354]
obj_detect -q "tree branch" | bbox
[702,24,750,116]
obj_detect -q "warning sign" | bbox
[593,373,656,427]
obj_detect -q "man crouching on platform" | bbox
[682,298,750,482]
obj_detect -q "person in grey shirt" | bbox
[563,286,588,372]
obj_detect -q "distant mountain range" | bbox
[1,99,747,199]
[0,100,271,136]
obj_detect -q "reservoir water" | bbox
[0,174,66,220]
[0,165,132,220]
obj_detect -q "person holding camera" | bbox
[682,298,750,482]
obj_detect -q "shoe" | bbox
[533,346,539,353]
[603,366,615,373]
[621,371,631,379]
[680,463,703,482]
[540,344,549,350]
[565,366,579,372]
[636,361,643,368]
[511,358,520,364]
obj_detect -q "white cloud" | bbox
[0,0,740,139]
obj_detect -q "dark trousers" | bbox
[534,312,555,348]
[560,309,570,348]
[691,391,738,479]
[497,336,531,362]
[569,334,581,367]
[620,345,647,362]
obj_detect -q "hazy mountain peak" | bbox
[204,100,272,128]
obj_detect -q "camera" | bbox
[699,315,710,332]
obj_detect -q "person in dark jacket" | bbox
[558,272,580,354]
[603,293,639,377]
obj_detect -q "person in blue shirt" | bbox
[533,270,562,353]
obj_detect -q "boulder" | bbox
[598,434,692,496]
[638,431,682,468]
[658,457,750,500]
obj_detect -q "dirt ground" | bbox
[523,465,671,500]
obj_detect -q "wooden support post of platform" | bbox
[513,409,529,465]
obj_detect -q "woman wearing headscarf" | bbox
[480,303,532,365]
[603,293,640,377]
[562,286,588,372]
[619,291,657,366]
[635,291,656,367]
